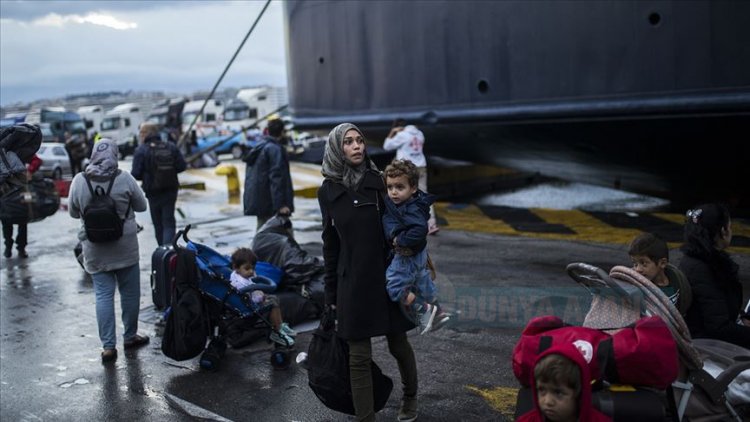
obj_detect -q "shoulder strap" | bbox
[104,170,119,196]
[83,173,96,196]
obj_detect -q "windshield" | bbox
[147,114,166,125]
[224,108,249,121]
[101,117,121,130]
[182,112,200,123]
[63,120,86,133]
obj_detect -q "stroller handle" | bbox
[172,224,192,249]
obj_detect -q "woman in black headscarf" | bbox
[679,203,750,348]
[318,123,419,421]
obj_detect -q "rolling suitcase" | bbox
[151,245,177,309]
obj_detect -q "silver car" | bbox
[37,142,72,179]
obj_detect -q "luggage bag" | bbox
[151,245,177,309]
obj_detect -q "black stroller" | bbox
[174,225,293,370]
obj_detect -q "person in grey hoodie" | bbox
[68,138,149,363]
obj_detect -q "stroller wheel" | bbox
[199,339,227,371]
[270,349,291,369]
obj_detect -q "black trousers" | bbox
[2,220,27,249]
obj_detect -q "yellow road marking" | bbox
[466,385,518,419]
[531,208,642,245]
[434,203,517,235]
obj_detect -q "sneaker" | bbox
[418,303,438,335]
[269,330,295,347]
[431,311,451,332]
[427,224,440,235]
[397,395,418,421]
[280,322,297,337]
[400,301,419,325]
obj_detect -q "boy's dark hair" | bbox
[392,118,406,128]
[534,353,581,397]
[231,247,257,269]
[267,119,285,138]
[384,159,419,189]
[628,232,669,263]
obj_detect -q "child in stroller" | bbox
[175,225,297,370]
[229,247,296,347]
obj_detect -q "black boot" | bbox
[17,247,28,259]
[3,245,10,258]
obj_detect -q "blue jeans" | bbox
[386,249,436,306]
[91,263,141,349]
[148,189,178,245]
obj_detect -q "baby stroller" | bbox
[175,225,293,370]
[564,262,750,421]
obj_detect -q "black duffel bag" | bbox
[0,177,60,223]
[306,310,393,415]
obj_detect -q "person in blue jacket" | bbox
[242,118,294,230]
[382,159,449,335]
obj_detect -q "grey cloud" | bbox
[0,0,225,21]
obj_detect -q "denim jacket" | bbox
[382,190,435,254]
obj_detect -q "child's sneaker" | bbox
[280,322,297,337]
[431,311,451,332]
[418,303,438,335]
[269,330,295,347]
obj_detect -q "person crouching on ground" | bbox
[517,343,611,422]
[318,123,419,422]
[68,139,150,363]
[229,247,296,347]
[383,159,449,334]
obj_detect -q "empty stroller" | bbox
[566,262,750,421]
[174,225,294,370]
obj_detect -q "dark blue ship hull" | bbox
[282,1,750,208]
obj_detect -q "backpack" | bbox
[512,315,679,389]
[82,171,130,243]
[149,141,178,191]
[162,248,209,361]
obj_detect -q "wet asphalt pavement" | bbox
[2,163,749,422]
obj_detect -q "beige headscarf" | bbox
[321,123,378,189]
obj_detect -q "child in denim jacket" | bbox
[382,159,449,334]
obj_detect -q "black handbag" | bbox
[306,311,393,415]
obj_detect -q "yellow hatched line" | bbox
[530,208,643,245]
[466,385,518,419]
[434,203,517,235]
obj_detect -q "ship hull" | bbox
[282,1,750,208]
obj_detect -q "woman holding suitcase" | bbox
[68,139,149,363]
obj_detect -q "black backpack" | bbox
[162,248,209,361]
[82,171,130,243]
[149,141,178,191]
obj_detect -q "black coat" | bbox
[679,253,750,348]
[318,171,415,340]
[243,137,294,217]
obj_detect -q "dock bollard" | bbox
[215,164,240,204]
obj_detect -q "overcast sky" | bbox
[0,0,287,106]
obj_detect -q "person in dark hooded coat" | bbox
[317,123,418,422]
[243,118,294,229]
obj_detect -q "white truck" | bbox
[100,103,144,159]
[77,105,105,139]
[181,99,224,137]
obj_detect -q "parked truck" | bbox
[100,103,144,159]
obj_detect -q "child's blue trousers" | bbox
[386,249,436,306]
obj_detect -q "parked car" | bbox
[37,142,72,180]
[195,130,251,159]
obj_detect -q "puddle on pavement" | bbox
[59,378,90,388]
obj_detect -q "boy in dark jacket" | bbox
[383,159,449,334]
[628,232,692,316]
